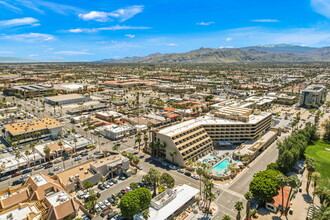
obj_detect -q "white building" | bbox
[99,124,136,140]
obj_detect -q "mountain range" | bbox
[1,44,330,63]
[97,44,330,63]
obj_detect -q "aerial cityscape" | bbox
[0,1,329,220]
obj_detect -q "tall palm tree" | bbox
[58,141,65,169]
[306,157,316,194]
[73,137,78,155]
[15,151,22,170]
[284,175,299,214]
[24,150,31,168]
[169,150,177,164]
[244,191,253,220]
[29,142,36,166]
[234,201,244,220]
[276,174,288,216]
[43,146,51,161]
[135,131,142,151]
[143,134,149,151]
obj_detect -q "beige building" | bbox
[155,107,272,166]
[0,173,79,220]
[4,118,63,145]
[55,155,129,192]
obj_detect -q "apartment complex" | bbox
[300,84,326,108]
[0,173,79,220]
[4,118,63,145]
[155,107,272,166]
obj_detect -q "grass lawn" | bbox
[305,140,330,179]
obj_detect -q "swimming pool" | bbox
[212,159,231,172]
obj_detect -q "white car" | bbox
[169,165,177,170]
[191,175,200,180]
[104,183,110,189]
[103,199,111,207]
[98,201,106,210]
[94,204,101,212]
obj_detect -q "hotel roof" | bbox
[4,117,62,135]
[45,94,86,102]
[158,112,271,137]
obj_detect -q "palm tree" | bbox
[276,174,288,216]
[222,215,231,220]
[24,150,31,168]
[29,142,36,166]
[234,201,244,220]
[73,137,78,155]
[142,168,160,197]
[135,131,142,151]
[306,157,316,194]
[142,209,150,220]
[169,150,177,164]
[15,151,22,170]
[284,175,299,214]
[244,191,253,220]
[43,146,51,161]
[112,145,119,154]
[58,141,65,169]
[143,134,149,151]
[196,163,207,197]
[312,202,330,220]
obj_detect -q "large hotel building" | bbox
[155,107,272,166]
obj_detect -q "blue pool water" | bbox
[212,159,231,172]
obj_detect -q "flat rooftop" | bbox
[4,117,62,135]
[56,162,93,186]
[46,94,86,102]
[0,203,40,220]
[46,191,70,207]
[32,174,48,186]
[158,112,271,137]
[148,184,199,220]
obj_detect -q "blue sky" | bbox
[0,0,330,60]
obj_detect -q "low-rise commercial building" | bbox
[98,124,136,140]
[300,84,326,108]
[95,111,123,122]
[3,84,54,98]
[45,94,90,105]
[4,118,63,145]
[155,107,272,166]
[56,155,129,192]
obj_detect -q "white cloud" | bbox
[0,1,22,12]
[311,0,330,18]
[79,5,144,22]
[0,17,39,27]
[3,33,56,42]
[219,46,234,49]
[29,54,38,57]
[250,19,279,23]
[125,34,136,38]
[196,21,215,26]
[0,51,14,54]
[53,51,92,55]
[66,25,151,33]
[79,11,112,22]
[225,37,233,42]
[165,43,178,46]
[108,5,144,22]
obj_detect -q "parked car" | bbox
[136,165,142,170]
[98,201,106,210]
[94,151,101,155]
[107,180,114,186]
[111,179,118,184]
[22,169,32,174]
[53,167,62,172]
[98,183,105,190]
[53,158,62,164]
[43,163,53,169]
[34,165,43,170]
[121,189,128,195]
[94,204,101,212]
[169,165,177,170]
[7,148,13,152]
[107,197,115,204]
[104,183,110,189]
[0,176,10,181]
[177,169,184,173]
[191,175,199,180]
[119,176,126,180]
[184,172,192,177]
[103,199,111,207]
[74,156,82,161]
[11,172,21,177]
[107,211,118,219]
[80,152,88,156]
[125,187,132,191]
[20,174,29,179]
[48,172,55,176]
[12,179,24,186]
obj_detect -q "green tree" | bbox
[306,157,316,194]
[234,201,243,220]
[322,119,330,141]
[284,175,299,214]
[169,150,177,164]
[85,190,98,213]
[130,182,139,190]
[249,176,278,202]
[142,168,161,197]
[276,175,288,216]
[160,173,175,189]
[142,209,150,220]
[43,146,51,161]
[83,181,94,189]
[222,215,231,220]
[119,188,152,218]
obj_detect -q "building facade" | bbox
[300,84,326,108]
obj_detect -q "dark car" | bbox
[48,172,55,176]
[111,179,118,184]
[98,184,105,190]
[107,197,115,204]
[11,172,21,177]
[184,172,192,177]
[80,152,88,156]
[43,163,53,169]
[120,189,128,195]
[107,211,118,219]
[12,179,24,186]
[22,169,32,174]
[0,176,10,182]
